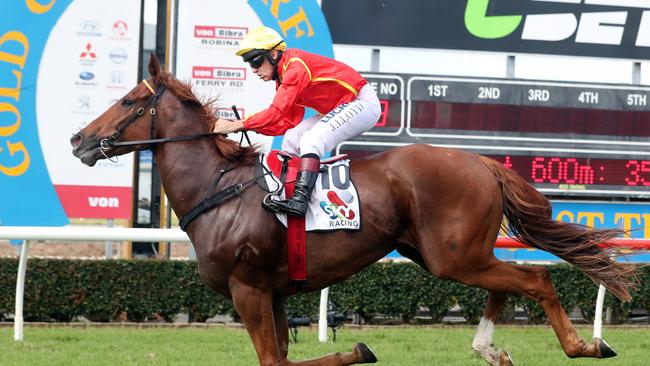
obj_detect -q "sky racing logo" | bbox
[320,190,355,221]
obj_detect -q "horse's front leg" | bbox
[273,296,289,358]
[230,281,285,366]
[231,281,377,366]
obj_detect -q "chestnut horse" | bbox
[71,55,635,366]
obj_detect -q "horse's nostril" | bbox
[70,134,82,148]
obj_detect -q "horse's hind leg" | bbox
[472,291,514,366]
[452,260,612,360]
[230,281,376,366]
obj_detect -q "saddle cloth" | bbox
[261,150,361,231]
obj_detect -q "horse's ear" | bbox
[148,53,161,81]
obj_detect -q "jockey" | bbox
[213,26,381,216]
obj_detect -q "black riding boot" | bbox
[271,154,320,216]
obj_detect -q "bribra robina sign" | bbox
[322,0,650,60]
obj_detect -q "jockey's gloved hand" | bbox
[213,119,244,134]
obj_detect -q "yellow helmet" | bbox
[236,26,286,57]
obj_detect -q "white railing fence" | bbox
[2,226,191,341]
[1,226,639,342]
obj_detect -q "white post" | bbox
[14,240,30,341]
[105,219,114,259]
[318,287,329,342]
[593,283,606,339]
[189,243,197,260]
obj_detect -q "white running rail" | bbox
[0,226,190,341]
[1,226,636,343]
[0,226,331,343]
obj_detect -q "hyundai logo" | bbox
[79,72,95,81]
[109,48,128,64]
[80,20,100,32]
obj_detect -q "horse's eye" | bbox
[122,99,134,107]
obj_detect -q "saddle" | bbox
[260,150,350,203]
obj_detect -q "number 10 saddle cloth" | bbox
[258,150,361,231]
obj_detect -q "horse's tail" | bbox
[479,156,637,301]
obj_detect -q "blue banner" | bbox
[496,201,650,262]
[0,1,71,226]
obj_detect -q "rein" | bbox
[107,132,219,147]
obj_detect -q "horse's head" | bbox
[71,54,167,166]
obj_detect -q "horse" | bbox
[70,54,636,366]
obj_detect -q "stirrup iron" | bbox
[263,193,283,213]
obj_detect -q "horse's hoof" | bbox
[473,347,513,366]
[497,350,514,366]
[355,343,377,363]
[594,337,617,358]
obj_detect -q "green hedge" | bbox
[0,258,646,324]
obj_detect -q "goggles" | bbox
[247,53,266,69]
[243,41,284,69]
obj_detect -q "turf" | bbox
[1,325,649,365]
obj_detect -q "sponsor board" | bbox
[0,1,142,225]
[54,185,132,218]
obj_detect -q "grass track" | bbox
[1,325,650,365]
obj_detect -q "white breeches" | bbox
[281,84,381,157]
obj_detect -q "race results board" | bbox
[338,74,650,198]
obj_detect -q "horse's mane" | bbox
[156,70,258,166]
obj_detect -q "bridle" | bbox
[95,79,268,232]
[98,79,219,161]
